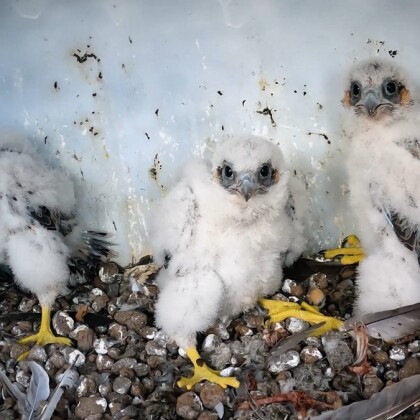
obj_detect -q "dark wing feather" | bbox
[28,205,74,237]
[28,207,115,276]
[387,138,420,257]
[384,208,420,262]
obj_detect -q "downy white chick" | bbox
[0,136,114,359]
[342,59,420,314]
[149,135,307,389]
[278,60,420,342]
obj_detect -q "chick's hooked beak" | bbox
[357,89,392,117]
[237,172,257,201]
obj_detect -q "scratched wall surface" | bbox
[1,0,420,264]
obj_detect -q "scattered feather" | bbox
[0,361,78,420]
[0,361,49,420]
[310,374,420,419]
[38,365,78,420]
[269,322,326,359]
[343,302,420,341]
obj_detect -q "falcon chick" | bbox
[0,136,114,359]
[149,135,307,389]
[342,59,420,314]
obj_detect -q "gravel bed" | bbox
[0,259,419,419]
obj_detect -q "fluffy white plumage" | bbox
[149,135,307,349]
[343,60,420,314]
[0,135,112,307]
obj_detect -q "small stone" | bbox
[145,341,167,356]
[27,346,48,363]
[15,369,30,387]
[114,310,147,334]
[93,338,117,355]
[369,338,386,353]
[209,343,231,370]
[111,358,137,374]
[202,334,221,353]
[142,284,159,298]
[408,340,420,353]
[324,367,334,378]
[75,397,107,417]
[18,297,37,312]
[373,351,388,364]
[92,295,109,312]
[363,373,384,398]
[235,324,253,336]
[107,391,131,404]
[176,392,203,419]
[309,272,329,289]
[139,326,157,340]
[130,381,145,397]
[73,325,95,352]
[62,348,85,367]
[113,376,132,394]
[109,402,124,415]
[52,311,74,336]
[208,321,230,340]
[10,343,29,362]
[285,317,310,334]
[142,377,155,393]
[399,357,420,379]
[293,364,330,392]
[305,336,321,347]
[268,350,300,374]
[282,279,297,294]
[99,380,112,397]
[5,358,16,374]
[243,313,264,329]
[153,330,169,347]
[198,411,218,420]
[134,363,150,377]
[300,346,323,364]
[99,262,120,283]
[384,370,399,382]
[48,351,66,369]
[147,355,166,369]
[76,376,97,398]
[108,323,128,342]
[322,334,353,371]
[11,321,33,336]
[96,354,114,370]
[389,345,408,361]
[199,383,226,409]
[290,283,304,297]
[220,366,235,377]
[306,288,325,306]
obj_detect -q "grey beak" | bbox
[238,173,256,201]
[356,89,382,117]
[361,91,381,116]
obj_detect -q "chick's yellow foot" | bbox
[177,347,240,390]
[321,235,365,265]
[259,299,343,336]
[17,306,71,361]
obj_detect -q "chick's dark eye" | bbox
[260,164,270,178]
[385,81,397,95]
[351,82,361,97]
[223,165,233,178]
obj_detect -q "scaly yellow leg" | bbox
[322,235,365,265]
[260,299,343,336]
[17,306,71,361]
[177,347,240,390]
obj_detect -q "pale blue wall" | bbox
[1,0,419,263]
